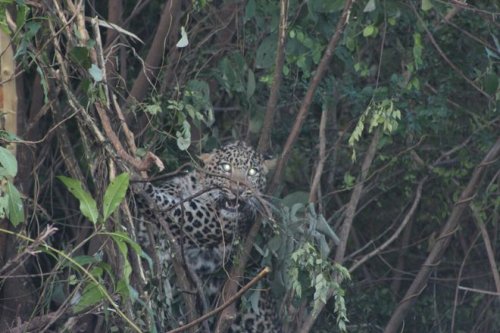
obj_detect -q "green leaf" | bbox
[70,255,100,266]
[58,176,99,224]
[256,35,277,69]
[145,103,162,115]
[483,74,498,95]
[88,64,103,82]
[246,69,256,98]
[363,0,376,12]
[176,120,191,151]
[72,282,105,313]
[362,25,377,38]
[103,173,129,221]
[421,0,433,11]
[0,147,18,177]
[245,0,256,21]
[69,46,92,69]
[413,33,423,69]
[282,191,309,207]
[176,26,189,48]
[15,3,28,29]
[6,181,24,226]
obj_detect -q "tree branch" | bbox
[268,0,355,191]
[168,267,270,333]
[298,128,381,333]
[257,0,289,153]
[349,176,427,273]
[126,0,184,106]
[409,3,490,99]
[383,136,500,333]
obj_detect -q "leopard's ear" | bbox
[199,151,215,165]
[262,158,277,175]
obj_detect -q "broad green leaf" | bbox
[363,0,376,12]
[70,255,100,266]
[107,231,153,270]
[176,26,189,48]
[362,25,377,37]
[308,0,345,13]
[245,0,256,21]
[246,69,256,98]
[15,4,28,30]
[256,35,277,69]
[88,64,103,82]
[413,33,423,69]
[145,103,162,115]
[58,176,99,224]
[176,120,191,151]
[103,173,129,221]
[0,147,18,177]
[483,74,498,95]
[6,181,24,226]
[421,0,433,11]
[111,232,132,291]
[282,191,309,208]
[72,282,105,313]
[69,46,92,69]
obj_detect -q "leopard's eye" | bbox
[220,163,232,172]
[248,168,258,176]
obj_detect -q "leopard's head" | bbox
[199,141,274,219]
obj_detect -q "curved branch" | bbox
[349,176,427,273]
[168,267,270,333]
[268,0,355,191]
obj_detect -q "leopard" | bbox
[133,141,281,333]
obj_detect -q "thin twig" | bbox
[349,176,427,273]
[167,267,270,333]
[409,2,490,99]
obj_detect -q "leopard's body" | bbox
[134,141,280,333]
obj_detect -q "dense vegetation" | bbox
[0,0,498,332]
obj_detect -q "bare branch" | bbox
[409,3,491,99]
[257,0,289,153]
[214,218,264,333]
[349,176,427,273]
[471,205,500,296]
[168,267,270,333]
[269,0,355,191]
[383,137,500,333]
[126,0,184,106]
[308,108,328,203]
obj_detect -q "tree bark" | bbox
[126,0,184,107]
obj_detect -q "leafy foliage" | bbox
[0,147,24,226]
[1,0,498,332]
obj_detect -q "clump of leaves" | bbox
[289,242,350,332]
[349,99,401,160]
[0,146,25,226]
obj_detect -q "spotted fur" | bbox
[134,141,280,332]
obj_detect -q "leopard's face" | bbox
[200,141,270,219]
